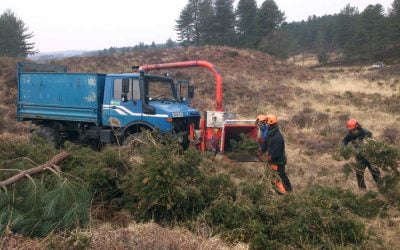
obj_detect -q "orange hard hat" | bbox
[265,114,278,125]
[346,119,359,130]
[256,115,267,122]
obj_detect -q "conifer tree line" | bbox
[176,0,400,61]
[0,9,36,58]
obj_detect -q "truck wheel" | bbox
[31,127,60,148]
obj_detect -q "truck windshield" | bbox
[147,78,177,102]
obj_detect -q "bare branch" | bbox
[0,151,70,189]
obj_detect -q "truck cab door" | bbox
[104,78,142,127]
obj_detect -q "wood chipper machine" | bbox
[139,61,260,160]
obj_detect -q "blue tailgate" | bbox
[18,73,106,125]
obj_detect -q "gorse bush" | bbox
[62,142,130,203]
[200,185,385,249]
[121,134,236,224]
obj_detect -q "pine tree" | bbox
[213,0,236,46]
[256,0,285,45]
[176,0,202,46]
[259,29,290,59]
[391,0,400,16]
[236,0,258,48]
[198,0,215,45]
[0,9,36,57]
[389,0,400,44]
[336,4,359,53]
[358,4,387,59]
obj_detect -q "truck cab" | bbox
[102,72,200,143]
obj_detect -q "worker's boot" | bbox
[273,180,286,194]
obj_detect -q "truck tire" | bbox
[31,127,60,148]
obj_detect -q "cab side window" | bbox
[113,79,140,101]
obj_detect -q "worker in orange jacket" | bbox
[258,114,292,193]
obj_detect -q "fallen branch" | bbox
[0,151,70,189]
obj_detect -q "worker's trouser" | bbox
[271,164,293,192]
[355,155,381,190]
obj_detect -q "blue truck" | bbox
[17,62,200,148]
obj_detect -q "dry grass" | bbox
[298,77,398,97]
[1,223,248,250]
[89,223,247,250]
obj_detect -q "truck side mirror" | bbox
[121,93,128,102]
[188,85,195,99]
[122,79,130,94]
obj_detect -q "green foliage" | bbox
[380,174,400,207]
[0,138,124,237]
[0,9,36,57]
[359,139,400,172]
[226,133,259,161]
[200,186,381,248]
[121,136,237,224]
[236,0,258,48]
[335,139,399,173]
[213,0,236,45]
[176,0,201,46]
[62,142,129,203]
[230,133,259,154]
[0,179,90,237]
[259,29,291,59]
[0,133,394,247]
[318,50,328,63]
[256,0,285,44]
[340,145,354,160]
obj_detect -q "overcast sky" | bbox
[1,0,394,53]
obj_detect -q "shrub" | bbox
[121,135,237,224]
[359,139,399,172]
[318,50,328,64]
[200,186,381,249]
[62,143,129,203]
[291,109,330,129]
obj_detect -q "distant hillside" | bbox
[29,50,89,62]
